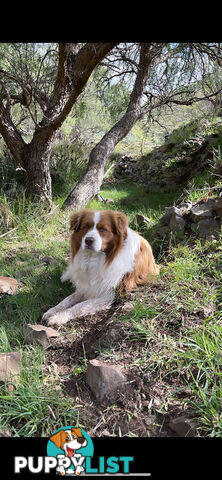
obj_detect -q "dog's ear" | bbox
[71,427,83,438]
[70,211,83,232]
[114,211,128,239]
[50,430,63,449]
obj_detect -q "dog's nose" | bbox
[77,437,86,444]
[85,237,94,247]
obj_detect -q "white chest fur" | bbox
[61,227,140,298]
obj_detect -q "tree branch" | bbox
[39,42,117,133]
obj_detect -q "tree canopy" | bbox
[0,42,221,206]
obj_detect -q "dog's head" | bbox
[70,209,128,265]
[50,427,87,458]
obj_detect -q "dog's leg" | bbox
[46,295,114,327]
[42,291,84,322]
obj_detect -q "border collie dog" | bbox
[42,209,159,326]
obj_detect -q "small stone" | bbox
[0,429,12,437]
[23,324,60,348]
[40,256,57,265]
[136,214,151,227]
[0,276,18,295]
[177,202,192,215]
[122,302,134,312]
[0,352,20,391]
[85,359,126,402]
[202,302,214,319]
[169,416,196,437]
[152,397,162,408]
[205,235,216,242]
[144,415,155,426]
[101,429,110,436]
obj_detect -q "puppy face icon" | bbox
[50,427,87,458]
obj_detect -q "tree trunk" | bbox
[0,43,117,202]
[62,43,152,210]
[22,137,55,200]
[62,117,139,210]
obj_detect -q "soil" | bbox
[43,284,197,438]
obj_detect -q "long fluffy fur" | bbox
[42,209,159,326]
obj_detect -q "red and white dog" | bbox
[43,209,159,327]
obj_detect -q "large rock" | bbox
[160,207,182,226]
[212,198,222,219]
[190,202,213,223]
[0,352,20,391]
[169,212,185,233]
[0,277,18,295]
[85,359,126,402]
[23,324,60,348]
[197,218,219,237]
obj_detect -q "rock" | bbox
[23,324,60,348]
[205,235,216,242]
[169,212,185,233]
[0,352,20,391]
[136,214,151,228]
[122,302,134,312]
[40,256,58,265]
[144,415,155,426]
[190,202,213,223]
[0,276,18,295]
[197,218,219,237]
[0,429,12,437]
[169,416,196,437]
[114,156,138,179]
[202,301,214,319]
[160,206,182,226]
[106,198,115,204]
[212,198,222,219]
[177,202,193,215]
[85,359,126,402]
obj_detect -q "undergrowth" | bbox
[0,173,222,437]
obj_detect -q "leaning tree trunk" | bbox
[62,117,141,210]
[62,43,153,211]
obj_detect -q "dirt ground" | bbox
[43,284,197,438]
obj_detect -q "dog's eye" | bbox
[82,224,89,231]
[65,436,70,441]
[98,227,107,232]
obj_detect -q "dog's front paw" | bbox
[42,308,57,323]
[46,312,69,327]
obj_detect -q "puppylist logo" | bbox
[14,425,135,476]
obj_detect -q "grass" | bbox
[0,178,222,437]
[0,347,83,436]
